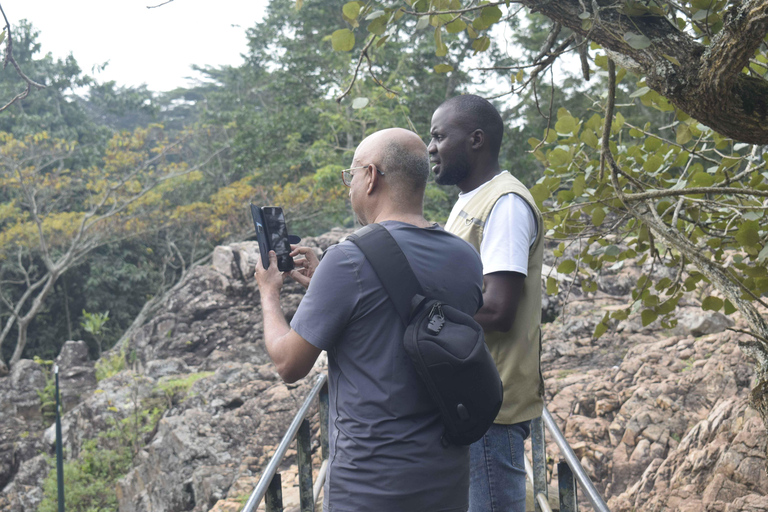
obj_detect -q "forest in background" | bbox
[1,0,767,387]
[0,0,561,367]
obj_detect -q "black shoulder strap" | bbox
[347,224,425,326]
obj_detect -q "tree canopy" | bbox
[330,0,768,440]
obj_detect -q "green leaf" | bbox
[547,277,558,295]
[368,16,388,35]
[612,308,629,321]
[623,32,652,50]
[365,9,386,20]
[592,206,606,226]
[557,259,577,274]
[662,54,680,67]
[548,148,570,167]
[675,124,693,145]
[594,321,609,339]
[331,29,356,51]
[692,0,717,9]
[415,15,430,30]
[343,2,361,19]
[555,115,577,135]
[435,27,447,57]
[472,15,490,31]
[434,64,454,73]
[580,129,598,148]
[688,171,715,187]
[529,183,550,207]
[481,5,503,25]
[701,296,723,311]
[472,36,491,53]
[724,299,737,315]
[446,18,467,33]
[735,220,760,248]
[351,97,369,109]
[643,154,664,174]
[630,86,650,98]
[758,244,768,263]
[641,309,658,326]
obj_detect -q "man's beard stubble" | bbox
[435,158,470,187]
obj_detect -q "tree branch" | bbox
[519,0,768,144]
[0,3,45,113]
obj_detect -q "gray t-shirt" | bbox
[291,221,483,512]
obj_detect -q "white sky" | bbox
[5,0,270,91]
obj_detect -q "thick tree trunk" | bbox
[523,0,768,144]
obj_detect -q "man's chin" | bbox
[435,171,455,186]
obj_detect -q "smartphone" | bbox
[250,204,295,272]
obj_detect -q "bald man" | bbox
[255,128,484,511]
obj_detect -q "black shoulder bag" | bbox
[347,223,503,446]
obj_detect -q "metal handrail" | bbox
[242,374,611,512]
[524,456,554,512]
[242,373,328,512]
[540,407,611,512]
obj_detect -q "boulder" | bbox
[55,340,97,413]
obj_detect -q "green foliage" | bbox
[155,371,214,406]
[33,355,57,424]
[80,310,109,358]
[95,350,126,382]
[529,75,767,336]
[38,404,163,512]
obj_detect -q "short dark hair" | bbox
[380,139,429,193]
[440,95,504,156]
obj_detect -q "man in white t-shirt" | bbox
[429,95,545,512]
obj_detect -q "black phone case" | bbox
[250,204,271,270]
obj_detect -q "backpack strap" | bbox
[347,224,425,326]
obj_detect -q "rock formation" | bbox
[0,227,766,511]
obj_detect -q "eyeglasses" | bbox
[341,164,385,187]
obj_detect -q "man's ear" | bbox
[366,164,378,195]
[470,129,485,150]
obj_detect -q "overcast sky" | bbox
[4,0,269,91]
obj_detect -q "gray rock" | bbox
[55,340,96,414]
[145,358,191,379]
[680,310,735,337]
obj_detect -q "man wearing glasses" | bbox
[255,127,484,511]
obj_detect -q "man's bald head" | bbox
[357,128,430,196]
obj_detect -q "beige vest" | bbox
[447,172,544,424]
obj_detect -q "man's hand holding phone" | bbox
[288,245,319,289]
[254,250,288,298]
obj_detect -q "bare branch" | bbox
[336,36,376,103]
[624,186,768,202]
[0,3,45,113]
[146,0,175,8]
[402,0,513,17]
[599,59,616,182]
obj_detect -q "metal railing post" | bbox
[541,408,610,512]
[558,459,578,512]
[265,473,283,512]
[531,416,548,512]
[297,419,314,512]
[54,365,65,512]
[319,382,329,460]
[242,374,327,512]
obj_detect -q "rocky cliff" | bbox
[1,227,766,511]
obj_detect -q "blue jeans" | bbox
[468,421,531,512]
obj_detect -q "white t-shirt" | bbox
[446,171,538,276]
